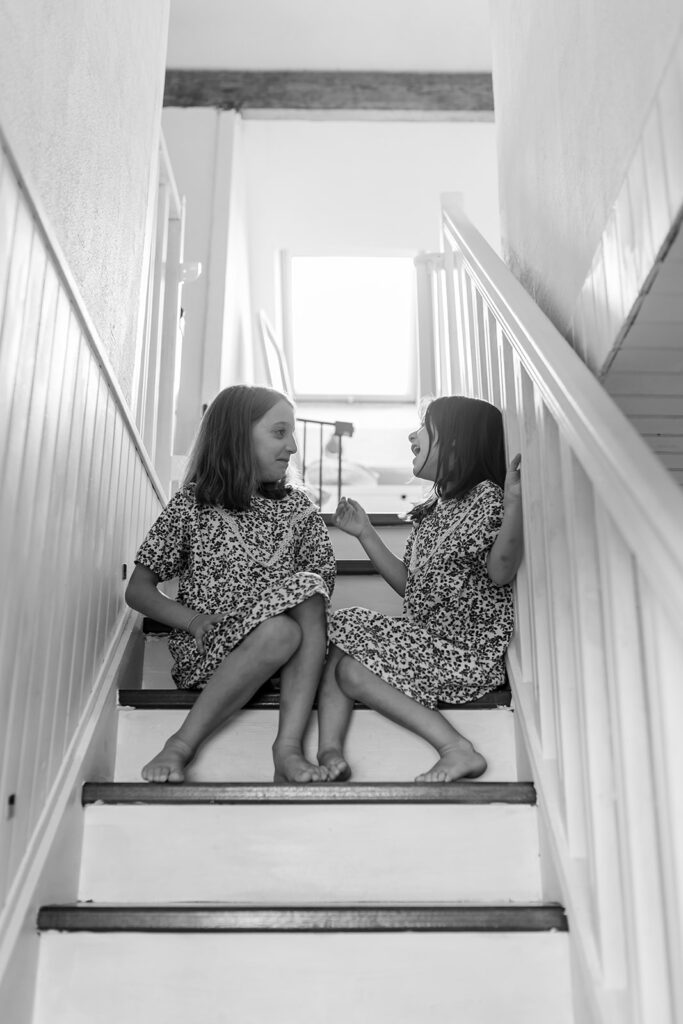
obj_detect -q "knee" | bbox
[292,593,326,622]
[258,615,301,660]
[335,655,364,698]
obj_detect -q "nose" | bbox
[408,430,416,442]
[287,435,298,454]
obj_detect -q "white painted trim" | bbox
[0,610,139,1023]
[0,121,166,507]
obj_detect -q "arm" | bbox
[487,454,523,587]
[296,508,337,597]
[335,497,408,596]
[125,564,223,654]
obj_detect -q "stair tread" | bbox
[38,902,567,932]
[119,685,512,710]
[83,780,536,805]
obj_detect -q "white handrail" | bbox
[435,195,683,1024]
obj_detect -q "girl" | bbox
[316,395,522,784]
[125,385,335,784]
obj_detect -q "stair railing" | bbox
[429,196,683,1024]
[296,417,354,509]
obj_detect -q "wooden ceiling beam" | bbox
[163,70,493,115]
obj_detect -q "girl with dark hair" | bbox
[125,385,335,784]
[316,395,523,784]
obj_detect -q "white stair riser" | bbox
[35,931,572,1024]
[331,573,404,613]
[80,803,541,903]
[114,707,519,782]
[329,525,412,559]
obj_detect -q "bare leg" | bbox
[142,615,301,783]
[274,594,329,783]
[336,655,486,783]
[316,645,353,781]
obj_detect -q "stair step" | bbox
[336,558,378,574]
[114,707,520,782]
[83,780,533,804]
[38,903,566,932]
[78,789,541,902]
[118,685,512,710]
[34,918,572,1024]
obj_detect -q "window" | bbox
[286,256,417,401]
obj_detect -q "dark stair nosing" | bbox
[336,559,377,575]
[82,780,536,806]
[38,902,567,933]
[118,686,512,711]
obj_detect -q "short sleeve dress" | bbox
[329,480,514,709]
[134,485,335,689]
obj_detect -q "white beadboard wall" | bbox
[570,25,683,487]
[0,135,164,917]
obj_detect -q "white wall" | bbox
[0,0,169,403]
[166,0,491,71]
[243,119,501,339]
[162,108,254,454]
[490,0,683,338]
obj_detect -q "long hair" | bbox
[184,385,292,510]
[410,396,506,522]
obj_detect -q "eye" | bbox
[273,429,286,438]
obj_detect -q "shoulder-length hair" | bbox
[183,385,293,510]
[410,396,506,522]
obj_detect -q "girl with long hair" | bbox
[316,395,523,783]
[126,385,335,784]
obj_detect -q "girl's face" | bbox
[252,398,297,483]
[409,421,439,481]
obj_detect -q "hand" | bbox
[504,453,522,506]
[334,496,371,538]
[187,612,225,655]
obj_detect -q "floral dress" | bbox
[329,480,514,709]
[134,485,336,689]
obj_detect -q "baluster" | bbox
[595,505,673,1023]
[469,279,485,398]
[560,449,626,990]
[498,335,533,690]
[314,422,320,508]
[456,264,475,394]
[635,574,683,1022]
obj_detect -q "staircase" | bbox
[32,520,572,1023]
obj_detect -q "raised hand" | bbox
[504,453,522,506]
[187,612,225,654]
[334,496,371,538]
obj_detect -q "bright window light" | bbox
[289,256,416,399]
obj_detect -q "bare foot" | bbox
[317,748,352,782]
[273,745,329,783]
[141,736,194,783]
[416,743,487,783]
